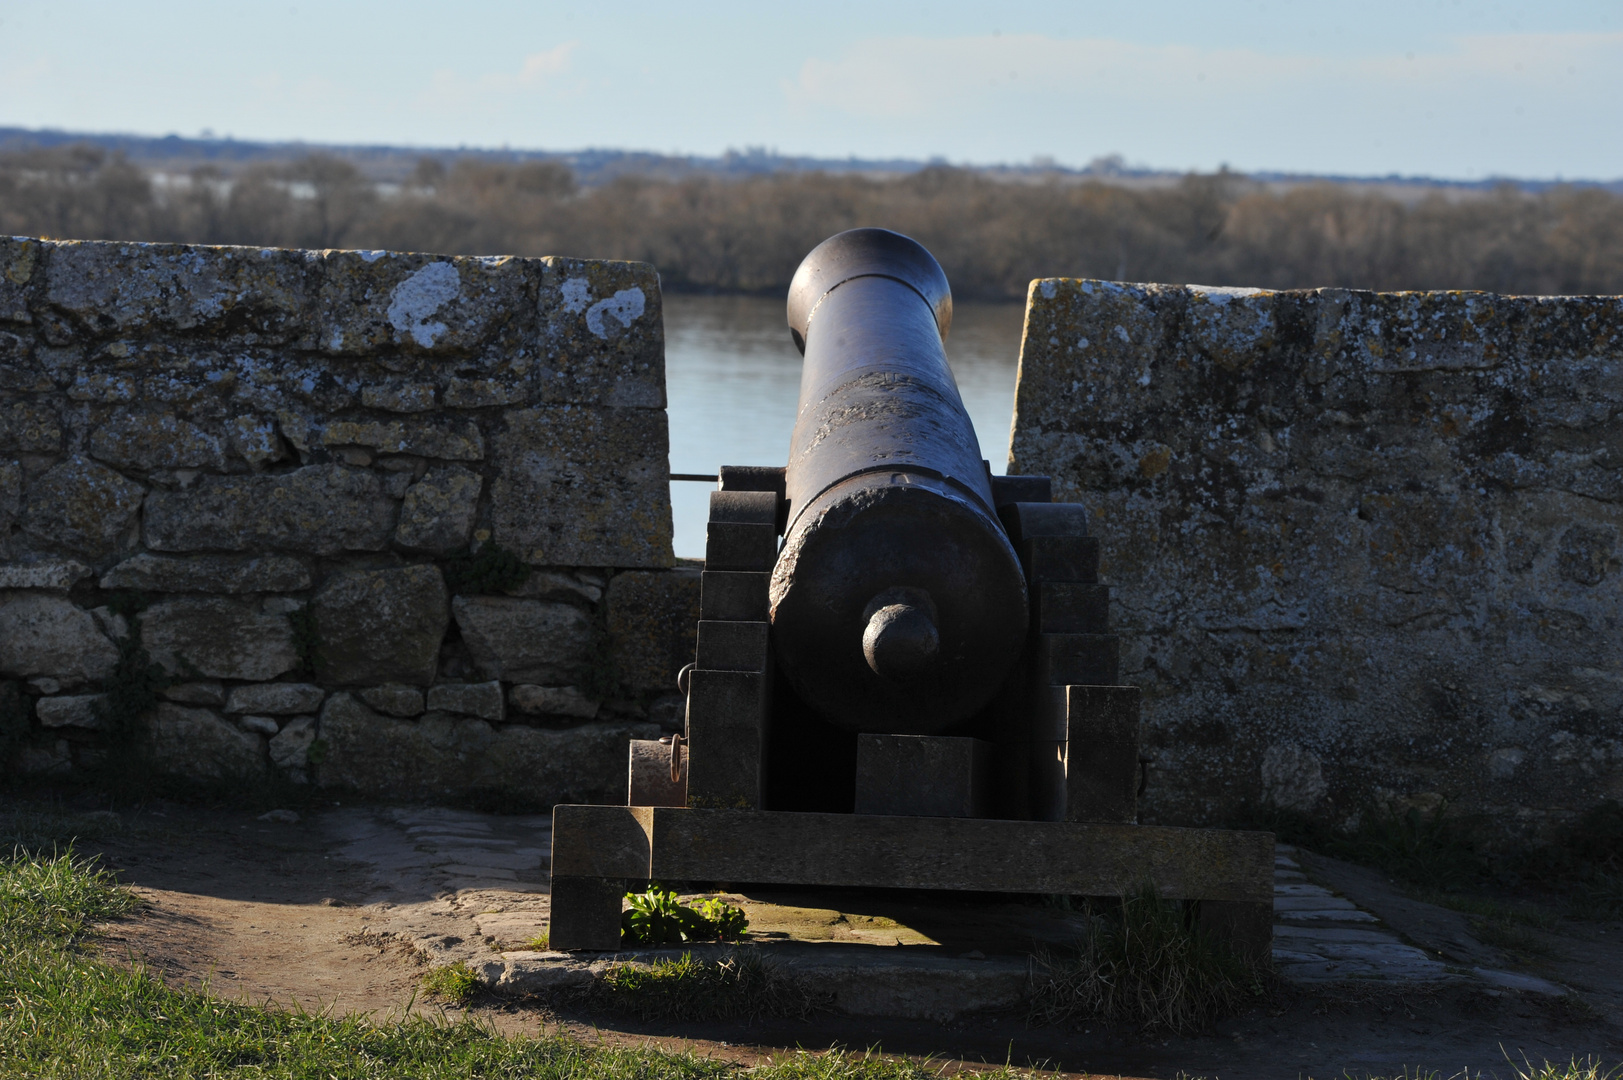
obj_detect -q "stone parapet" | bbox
[1011,278,1623,844]
[0,236,686,806]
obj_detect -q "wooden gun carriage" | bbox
[551,230,1273,957]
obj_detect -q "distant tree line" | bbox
[2,144,1620,300]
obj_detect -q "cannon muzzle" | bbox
[769,229,1028,735]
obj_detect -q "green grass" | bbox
[1243,798,1623,921]
[1406,889,1560,931]
[0,848,989,1078]
[1251,802,1488,890]
[586,950,829,1023]
[1028,885,1270,1035]
[0,850,140,939]
[1508,1057,1622,1080]
[1367,1058,1623,1080]
[1467,917,1563,961]
[0,803,131,854]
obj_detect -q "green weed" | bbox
[421,961,479,1006]
[588,950,827,1023]
[1468,917,1562,960]
[1029,884,1269,1035]
[621,885,748,946]
[695,896,749,940]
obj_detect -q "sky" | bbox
[2,0,1620,180]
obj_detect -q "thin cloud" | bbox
[0,57,51,89]
[514,43,579,86]
[784,31,1623,117]
[421,41,582,108]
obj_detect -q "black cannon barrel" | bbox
[769,228,1028,734]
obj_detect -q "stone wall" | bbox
[1011,278,1623,844]
[0,236,698,805]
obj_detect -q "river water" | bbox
[663,295,1027,558]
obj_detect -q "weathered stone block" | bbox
[360,382,437,413]
[35,694,105,729]
[322,418,484,461]
[426,681,505,721]
[43,241,308,339]
[358,683,425,716]
[310,251,535,356]
[510,684,599,720]
[0,594,118,683]
[142,465,395,555]
[229,415,289,467]
[1011,277,1623,838]
[225,683,325,716]
[0,236,40,323]
[394,465,482,555]
[0,401,62,453]
[21,456,145,560]
[536,258,665,409]
[268,716,316,769]
[17,739,72,776]
[141,598,297,681]
[311,565,448,686]
[88,411,226,471]
[149,702,267,781]
[0,462,20,554]
[100,553,311,593]
[605,568,701,696]
[0,559,93,590]
[161,681,226,706]
[452,596,592,684]
[505,570,603,605]
[1261,744,1328,812]
[316,692,658,803]
[238,715,279,736]
[488,405,672,568]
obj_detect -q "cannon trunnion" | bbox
[549,230,1275,962]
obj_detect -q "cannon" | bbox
[773,228,1028,735]
[547,230,1275,961]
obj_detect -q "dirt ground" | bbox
[15,790,1623,1080]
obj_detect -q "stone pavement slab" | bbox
[321,809,1571,1014]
